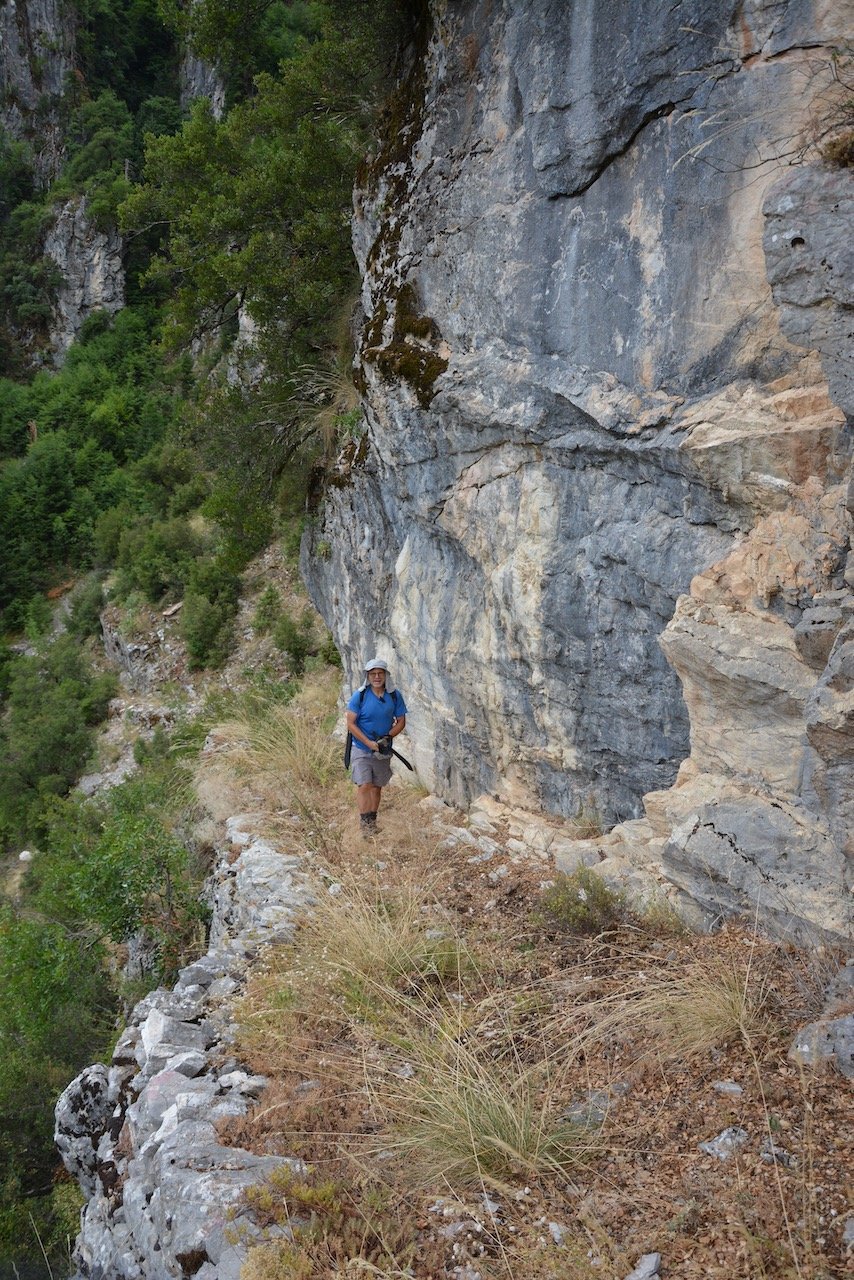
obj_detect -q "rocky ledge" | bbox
[55,811,312,1280]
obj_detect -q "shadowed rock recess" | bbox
[302,0,854,941]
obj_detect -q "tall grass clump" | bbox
[303,873,468,1009]
[371,994,597,1191]
[235,871,470,1067]
[561,944,778,1068]
[194,667,346,845]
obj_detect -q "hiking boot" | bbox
[360,812,377,836]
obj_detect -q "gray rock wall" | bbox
[44,196,125,358]
[0,0,76,184]
[303,0,853,934]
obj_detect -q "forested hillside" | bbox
[0,1,411,1271]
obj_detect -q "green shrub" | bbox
[273,608,313,674]
[181,557,241,669]
[254,584,282,633]
[0,907,114,1191]
[0,635,117,848]
[538,867,624,935]
[23,593,53,641]
[202,479,275,570]
[35,774,209,980]
[181,592,234,668]
[116,516,206,602]
[67,575,105,638]
[318,629,341,666]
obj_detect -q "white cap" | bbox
[359,657,395,692]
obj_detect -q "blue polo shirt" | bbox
[347,686,407,753]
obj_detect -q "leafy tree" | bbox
[0,907,113,1192]
[181,555,241,668]
[0,635,117,847]
[120,0,409,501]
[158,0,326,99]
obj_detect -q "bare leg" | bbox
[357,783,375,815]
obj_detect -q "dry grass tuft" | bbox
[644,950,778,1058]
[232,871,471,1083]
[193,665,350,852]
[302,872,469,1004]
[559,942,779,1069]
[373,1021,597,1190]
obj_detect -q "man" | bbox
[346,657,408,833]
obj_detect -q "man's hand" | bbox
[375,736,393,757]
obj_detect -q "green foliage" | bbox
[72,0,179,115]
[273,607,313,675]
[0,130,34,221]
[281,516,307,566]
[201,475,276,566]
[38,739,209,969]
[67,574,106,638]
[538,868,624,935]
[0,723,206,1253]
[115,514,207,602]
[23,593,54,641]
[0,307,193,627]
[35,776,208,975]
[53,91,135,226]
[181,556,241,668]
[120,2,405,494]
[317,628,341,667]
[0,906,114,1193]
[158,0,326,100]
[0,634,117,848]
[0,196,62,350]
[0,1175,84,1279]
[254,584,282,633]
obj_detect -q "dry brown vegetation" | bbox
[196,671,852,1280]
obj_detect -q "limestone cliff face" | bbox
[44,196,126,358]
[179,48,225,119]
[0,0,126,359]
[303,0,854,936]
[0,0,76,185]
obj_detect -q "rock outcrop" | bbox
[0,0,76,185]
[179,49,225,120]
[43,196,125,358]
[56,812,312,1280]
[303,0,854,939]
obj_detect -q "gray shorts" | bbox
[351,752,393,786]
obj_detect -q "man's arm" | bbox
[389,715,405,740]
[346,708,378,752]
